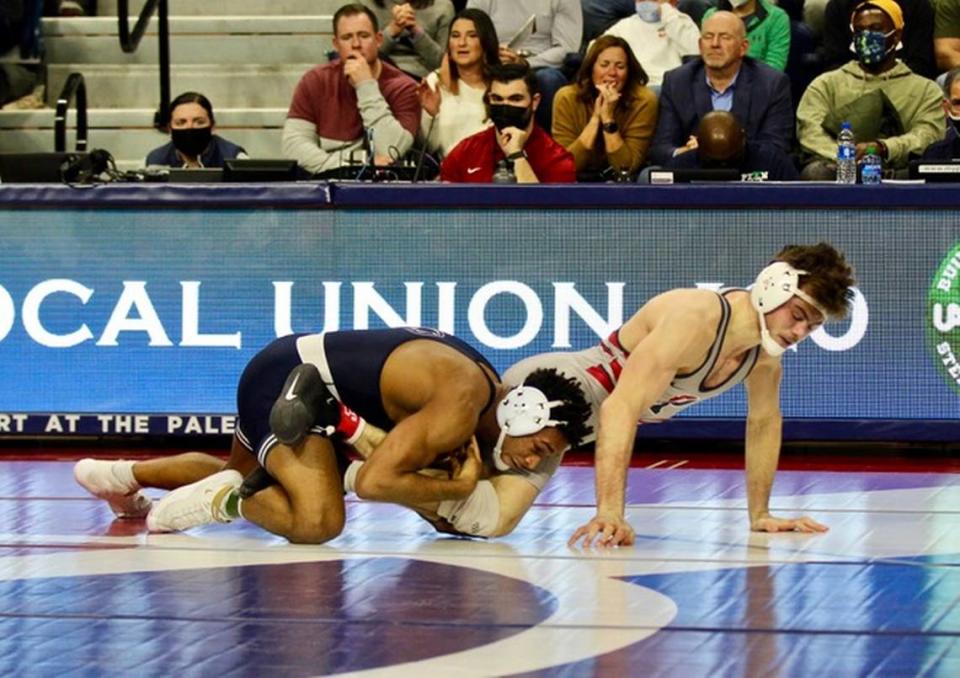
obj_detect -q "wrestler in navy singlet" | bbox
[235,328,498,462]
[317,327,498,430]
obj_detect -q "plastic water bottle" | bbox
[836,121,857,184]
[492,159,516,184]
[860,145,882,185]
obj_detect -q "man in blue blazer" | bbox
[649,11,794,167]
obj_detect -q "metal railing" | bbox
[118,0,170,129]
[54,72,88,153]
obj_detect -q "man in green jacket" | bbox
[796,0,943,179]
[703,0,792,71]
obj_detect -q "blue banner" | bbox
[1,189,958,438]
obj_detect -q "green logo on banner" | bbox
[929,244,960,393]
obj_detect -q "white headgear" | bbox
[751,261,827,357]
[491,384,566,472]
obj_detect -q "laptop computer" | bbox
[223,159,298,182]
[0,152,86,183]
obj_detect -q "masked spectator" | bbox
[797,0,943,178]
[145,92,247,168]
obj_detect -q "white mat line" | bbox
[0,539,888,567]
[617,504,960,515]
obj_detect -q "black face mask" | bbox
[488,104,533,132]
[171,126,213,158]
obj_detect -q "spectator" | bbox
[552,35,658,179]
[804,0,830,35]
[921,67,960,159]
[440,62,576,182]
[599,0,701,89]
[583,0,714,44]
[466,0,582,131]
[935,0,960,72]
[582,0,634,44]
[0,0,39,109]
[819,0,936,79]
[797,0,943,177]
[145,92,247,168]
[282,3,419,174]
[1,0,23,53]
[45,0,92,16]
[419,8,500,155]
[703,0,792,71]
[662,110,800,179]
[649,11,794,165]
[361,0,455,78]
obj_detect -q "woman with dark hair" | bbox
[419,8,500,155]
[362,0,455,78]
[145,92,247,168]
[551,35,657,179]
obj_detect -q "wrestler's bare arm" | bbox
[358,468,541,538]
[353,396,482,503]
[352,341,492,507]
[743,357,783,524]
[598,311,708,507]
[744,357,828,533]
[571,294,718,547]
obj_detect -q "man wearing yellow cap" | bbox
[796,0,943,179]
[819,0,936,79]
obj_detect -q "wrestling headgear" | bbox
[751,261,827,357]
[491,384,567,472]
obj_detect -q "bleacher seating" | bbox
[0,0,351,169]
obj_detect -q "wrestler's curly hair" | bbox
[521,368,593,449]
[776,242,856,319]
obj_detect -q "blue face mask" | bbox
[635,1,662,23]
[852,29,895,66]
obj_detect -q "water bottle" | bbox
[860,145,882,185]
[836,121,857,184]
[492,159,516,184]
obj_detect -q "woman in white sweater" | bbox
[418,8,502,156]
[363,0,456,78]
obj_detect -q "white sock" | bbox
[343,460,363,494]
[112,460,140,493]
[436,480,500,537]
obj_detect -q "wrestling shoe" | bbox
[146,469,243,533]
[74,458,152,518]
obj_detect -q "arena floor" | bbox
[0,459,957,676]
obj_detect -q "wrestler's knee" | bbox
[287,510,345,544]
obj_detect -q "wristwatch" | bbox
[602,120,619,134]
[506,150,528,161]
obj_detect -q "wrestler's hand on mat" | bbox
[751,513,828,533]
[568,513,636,549]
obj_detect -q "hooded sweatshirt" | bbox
[796,59,944,167]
